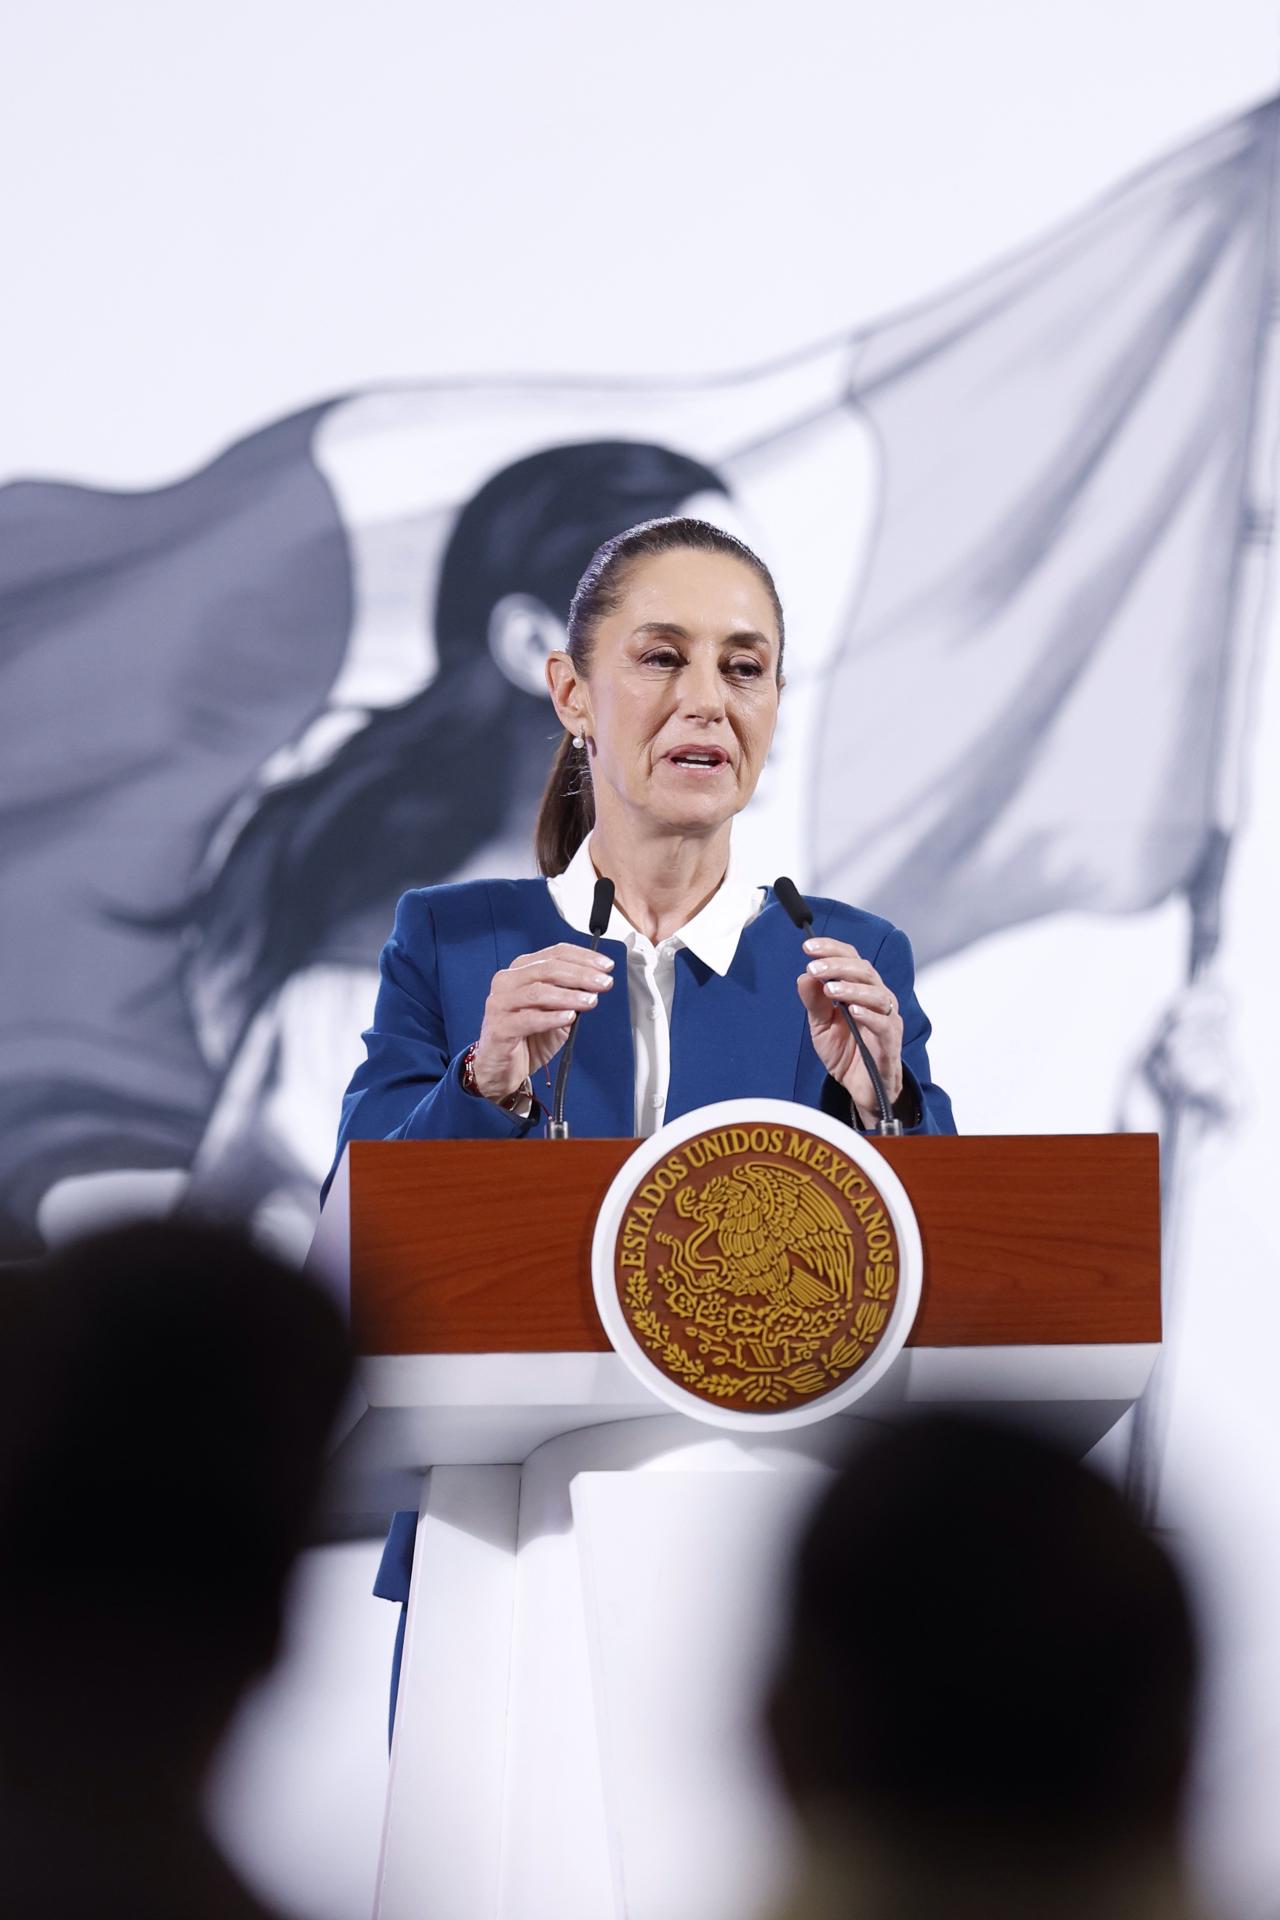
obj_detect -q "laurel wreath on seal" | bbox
[623,1267,895,1406]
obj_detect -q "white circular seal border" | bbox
[591,1097,923,1431]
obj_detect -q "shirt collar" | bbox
[546,833,763,977]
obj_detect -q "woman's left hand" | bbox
[796,937,904,1123]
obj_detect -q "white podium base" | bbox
[374,1415,860,1920]
[327,1342,1158,1526]
[350,1343,1158,1918]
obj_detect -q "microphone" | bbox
[548,875,615,1139]
[589,876,615,941]
[774,876,902,1136]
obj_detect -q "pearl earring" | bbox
[574,733,586,750]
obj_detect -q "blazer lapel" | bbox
[487,882,811,1136]
[665,898,809,1120]
[561,931,635,1138]
[483,882,633,1138]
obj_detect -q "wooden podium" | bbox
[310,1132,1160,1920]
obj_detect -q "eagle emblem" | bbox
[621,1154,897,1409]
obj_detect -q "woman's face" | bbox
[551,547,782,839]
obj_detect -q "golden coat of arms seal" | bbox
[593,1099,923,1429]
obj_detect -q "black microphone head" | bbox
[773,875,813,932]
[589,876,615,939]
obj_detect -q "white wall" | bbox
[4,0,1276,482]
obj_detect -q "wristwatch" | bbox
[461,1043,534,1118]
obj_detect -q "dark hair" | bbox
[180,442,727,1069]
[0,1222,350,1748]
[534,515,786,877]
[767,1414,1198,1857]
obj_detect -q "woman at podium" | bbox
[325,515,953,1177]
[327,513,954,1740]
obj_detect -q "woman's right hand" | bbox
[470,943,615,1100]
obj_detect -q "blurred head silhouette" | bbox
[0,1221,350,1913]
[766,1414,1200,1919]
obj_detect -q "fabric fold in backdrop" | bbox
[816,97,1280,965]
[0,405,351,1248]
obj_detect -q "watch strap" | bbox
[461,1043,533,1116]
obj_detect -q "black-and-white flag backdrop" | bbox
[5,5,1280,1916]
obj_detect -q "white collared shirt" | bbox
[547,834,765,1136]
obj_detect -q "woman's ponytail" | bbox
[534,731,595,877]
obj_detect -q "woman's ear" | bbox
[544,647,590,740]
[487,593,568,697]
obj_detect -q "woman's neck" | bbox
[586,819,734,944]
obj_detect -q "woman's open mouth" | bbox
[664,746,730,774]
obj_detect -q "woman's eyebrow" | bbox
[631,621,772,647]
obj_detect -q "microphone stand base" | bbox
[874,1119,905,1137]
[546,1120,570,1140]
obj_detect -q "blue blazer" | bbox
[324,879,953,1198]
[342,877,954,1738]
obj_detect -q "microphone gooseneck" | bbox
[774,876,902,1136]
[548,876,615,1139]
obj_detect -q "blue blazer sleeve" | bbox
[864,922,954,1137]
[321,890,538,1202]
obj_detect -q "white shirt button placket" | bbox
[545,833,766,1139]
